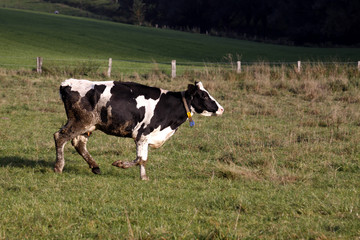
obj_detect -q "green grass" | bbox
[1,64,360,239]
[0,5,360,239]
[0,0,105,19]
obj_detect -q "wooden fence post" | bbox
[36,57,43,74]
[107,58,112,77]
[236,61,241,73]
[297,61,301,73]
[171,60,176,78]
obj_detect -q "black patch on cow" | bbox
[136,92,188,141]
[110,82,161,100]
[59,85,81,119]
[100,106,108,123]
[94,84,106,94]
[60,86,80,104]
[80,84,106,111]
[95,81,165,137]
[109,82,146,125]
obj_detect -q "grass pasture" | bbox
[0,0,105,20]
[1,63,360,239]
[1,6,360,239]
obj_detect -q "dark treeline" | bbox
[45,0,360,46]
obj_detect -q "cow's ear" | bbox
[187,84,197,96]
[195,81,203,89]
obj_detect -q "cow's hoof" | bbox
[141,176,149,181]
[112,160,128,169]
[92,167,101,174]
[112,160,122,167]
[54,168,62,173]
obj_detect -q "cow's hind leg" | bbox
[54,121,90,173]
[71,134,101,174]
[54,130,67,173]
[54,124,80,173]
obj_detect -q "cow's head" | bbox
[188,82,224,116]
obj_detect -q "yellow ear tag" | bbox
[187,112,195,127]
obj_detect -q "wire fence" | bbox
[0,56,359,77]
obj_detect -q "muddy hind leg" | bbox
[54,131,67,173]
[54,125,80,173]
[71,134,101,174]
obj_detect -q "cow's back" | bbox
[60,79,109,122]
[59,79,166,138]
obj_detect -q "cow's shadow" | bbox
[0,156,136,177]
[0,156,53,169]
[0,156,88,175]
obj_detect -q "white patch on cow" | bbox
[132,95,160,139]
[97,82,114,108]
[140,165,147,180]
[147,126,176,149]
[196,82,224,116]
[61,79,114,104]
[136,139,149,160]
[135,96,159,124]
[160,89,168,94]
[61,79,91,97]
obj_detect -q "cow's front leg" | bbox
[112,139,149,180]
[136,140,149,180]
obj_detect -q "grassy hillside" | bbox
[0,0,104,19]
[0,7,359,73]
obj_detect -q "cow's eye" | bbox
[199,92,208,99]
[202,93,209,100]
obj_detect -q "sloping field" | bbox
[0,8,359,67]
[0,0,104,19]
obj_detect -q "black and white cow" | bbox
[54,79,224,180]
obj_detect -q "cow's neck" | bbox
[181,91,195,127]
